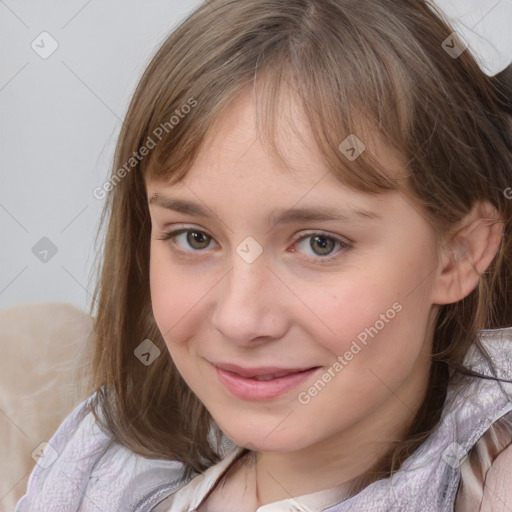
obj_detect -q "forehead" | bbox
[164,88,406,188]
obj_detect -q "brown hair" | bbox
[86,0,512,487]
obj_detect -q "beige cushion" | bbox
[0,302,93,511]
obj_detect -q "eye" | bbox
[290,231,351,264]
[154,227,351,264]
[154,228,216,252]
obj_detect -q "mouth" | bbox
[211,362,322,400]
[212,362,319,378]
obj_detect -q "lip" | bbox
[212,362,316,378]
[212,362,321,401]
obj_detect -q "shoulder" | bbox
[480,442,512,511]
[456,408,512,511]
[15,392,188,512]
[15,393,106,511]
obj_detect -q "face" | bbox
[147,88,441,454]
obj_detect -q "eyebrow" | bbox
[148,195,380,225]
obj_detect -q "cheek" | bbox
[295,271,397,354]
[149,248,195,345]
[149,246,220,362]
[301,261,432,363]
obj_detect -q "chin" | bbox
[215,417,313,453]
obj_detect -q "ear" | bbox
[432,201,504,305]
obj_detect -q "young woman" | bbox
[16,1,512,510]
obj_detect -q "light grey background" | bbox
[1,0,511,314]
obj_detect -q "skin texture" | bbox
[147,87,503,506]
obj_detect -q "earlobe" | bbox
[431,202,504,305]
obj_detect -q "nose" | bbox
[211,253,289,346]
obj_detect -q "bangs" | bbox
[141,1,420,196]
[250,55,413,195]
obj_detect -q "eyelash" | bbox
[153,227,352,265]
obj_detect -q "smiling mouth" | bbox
[243,369,317,380]
[212,362,320,379]
[250,373,293,381]
[212,363,322,400]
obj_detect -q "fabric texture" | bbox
[15,327,512,512]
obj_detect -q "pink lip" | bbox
[213,362,316,378]
[213,363,321,401]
